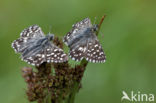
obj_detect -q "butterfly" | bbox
[63,18,106,63]
[12,25,68,66]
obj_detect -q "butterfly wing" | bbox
[72,18,92,29]
[22,44,68,66]
[63,18,92,45]
[68,36,106,63]
[85,39,106,63]
[20,25,44,38]
[12,25,44,53]
[69,44,87,61]
[46,44,68,63]
[22,49,46,66]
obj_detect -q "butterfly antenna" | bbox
[49,25,52,34]
[97,15,106,36]
[93,16,97,25]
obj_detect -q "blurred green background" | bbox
[0,0,156,103]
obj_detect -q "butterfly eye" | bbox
[50,35,54,41]
[93,24,99,32]
[47,34,54,41]
[93,28,97,32]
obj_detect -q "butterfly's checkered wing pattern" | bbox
[12,25,44,53]
[73,18,92,29]
[63,18,92,45]
[12,38,25,53]
[46,45,68,63]
[64,18,106,63]
[85,40,106,63]
[20,25,44,38]
[22,49,46,66]
[69,39,106,63]
[12,25,68,66]
[69,44,86,61]
[22,45,68,66]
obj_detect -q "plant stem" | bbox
[44,89,51,103]
[65,82,79,103]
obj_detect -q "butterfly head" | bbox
[92,24,99,32]
[47,33,54,41]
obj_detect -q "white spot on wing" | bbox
[94,44,98,47]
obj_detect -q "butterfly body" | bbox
[12,25,68,66]
[63,18,106,63]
